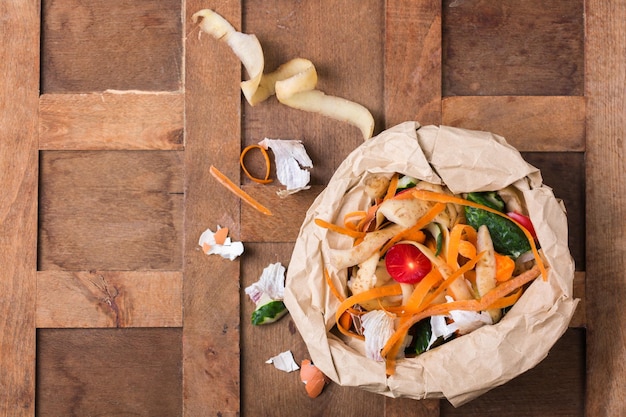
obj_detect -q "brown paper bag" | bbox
[283,121,578,406]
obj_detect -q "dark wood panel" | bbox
[242,0,384,185]
[521,152,585,270]
[442,0,584,96]
[241,242,386,417]
[38,150,184,271]
[442,96,585,152]
[440,328,585,417]
[41,0,182,93]
[36,328,182,417]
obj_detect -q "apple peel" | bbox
[192,9,375,140]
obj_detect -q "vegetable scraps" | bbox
[245,262,289,325]
[192,9,375,141]
[198,225,244,260]
[258,138,313,197]
[316,174,547,375]
[209,165,273,216]
[300,359,330,398]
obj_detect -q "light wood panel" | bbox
[0,1,39,414]
[585,1,626,416]
[36,271,182,328]
[39,93,184,150]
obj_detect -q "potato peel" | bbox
[193,9,375,140]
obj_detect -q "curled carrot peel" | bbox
[334,284,403,340]
[209,165,273,216]
[412,189,548,281]
[240,144,273,184]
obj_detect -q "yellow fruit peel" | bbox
[193,9,375,140]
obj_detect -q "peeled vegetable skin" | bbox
[464,193,531,259]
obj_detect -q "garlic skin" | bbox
[361,310,396,362]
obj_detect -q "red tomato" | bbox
[385,243,432,284]
[507,211,537,239]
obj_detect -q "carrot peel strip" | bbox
[240,144,273,184]
[383,173,399,201]
[315,218,366,239]
[381,264,541,360]
[209,165,273,215]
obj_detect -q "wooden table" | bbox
[1,0,624,416]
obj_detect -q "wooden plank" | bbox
[584,1,626,416]
[39,93,184,150]
[41,0,182,93]
[242,0,384,183]
[240,185,322,243]
[38,150,184,271]
[442,96,585,152]
[37,328,182,417]
[386,398,440,417]
[384,1,442,415]
[385,0,442,127]
[442,0,584,96]
[240,243,386,417]
[570,271,585,329]
[36,270,182,328]
[0,1,39,414]
[183,2,242,416]
[440,329,585,416]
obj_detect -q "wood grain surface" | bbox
[38,150,184,271]
[183,2,242,416]
[1,0,624,416]
[41,0,183,93]
[36,328,183,417]
[39,93,184,150]
[36,270,183,328]
[0,1,39,414]
[585,1,626,416]
[442,0,584,96]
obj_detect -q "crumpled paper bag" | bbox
[283,121,578,406]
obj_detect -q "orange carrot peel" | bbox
[209,165,273,216]
[240,144,273,184]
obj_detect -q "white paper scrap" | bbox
[266,350,300,373]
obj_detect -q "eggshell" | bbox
[300,359,329,398]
